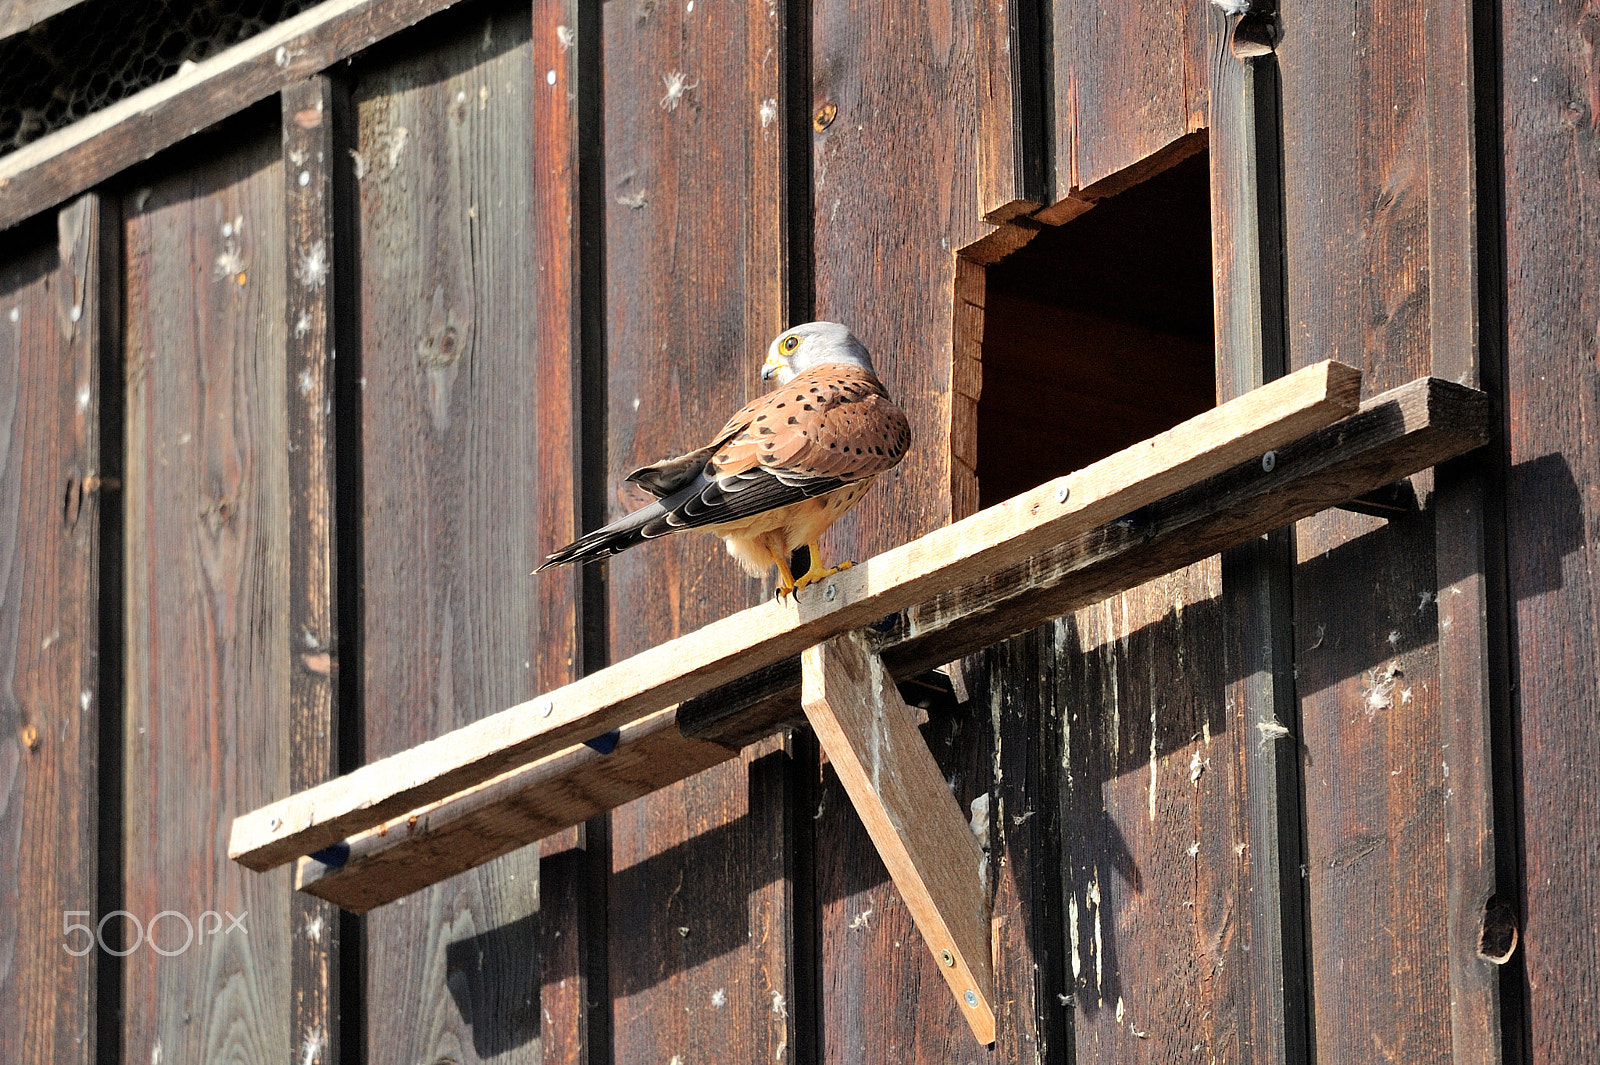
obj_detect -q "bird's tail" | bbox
[534,500,671,572]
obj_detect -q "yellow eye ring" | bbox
[782,335,800,352]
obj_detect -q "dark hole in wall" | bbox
[976,148,1217,508]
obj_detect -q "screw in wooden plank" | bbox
[941,949,954,967]
[1055,484,1070,504]
[1261,450,1277,472]
[965,990,978,1007]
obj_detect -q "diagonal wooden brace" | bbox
[801,632,996,1045]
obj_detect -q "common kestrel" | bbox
[536,321,911,596]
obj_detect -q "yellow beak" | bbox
[762,353,785,382]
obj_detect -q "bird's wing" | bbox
[536,364,909,568]
[656,363,912,530]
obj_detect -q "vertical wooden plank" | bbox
[122,129,292,1065]
[282,76,341,1065]
[1210,17,1309,1065]
[351,7,541,1063]
[0,200,102,1065]
[597,0,794,1059]
[529,0,596,1060]
[1499,0,1600,1056]
[1054,569,1240,1063]
[1051,0,1209,195]
[1277,0,1453,1060]
[808,2,993,1056]
[979,632,1070,1065]
[1422,0,1505,1058]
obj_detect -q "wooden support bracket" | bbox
[801,632,996,1045]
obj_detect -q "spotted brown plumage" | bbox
[536,322,911,596]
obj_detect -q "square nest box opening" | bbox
[966,146,1218,511]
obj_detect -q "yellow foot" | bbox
[793,558,853,596]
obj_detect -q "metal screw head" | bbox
[268,816,281,831]
[538,698,554,718]
[1261,450,1277,472]
[1055,483,1070,504]
[823,583,837,602]
[964,989,979,1008]
[940,949,955,967]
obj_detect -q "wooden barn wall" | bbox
[1499,0,1600,1055]
[0,198,105,1063]
[349,7,544,1063]
[5,0,1600,1060]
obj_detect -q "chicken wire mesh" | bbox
[0,0,319,159]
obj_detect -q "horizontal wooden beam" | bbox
[295,707,739,911]
[288,374,1486,911]
[0,0,464,233]
[232,358,1360,872]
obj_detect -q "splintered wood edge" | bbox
[230,358,1359,871]
[802,635,996,1045]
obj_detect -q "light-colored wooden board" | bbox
[0,0,466,233]
[295,708,738,912]
[268,376,1489,906]
[801,633,996,1044]
[230,358,1360,871]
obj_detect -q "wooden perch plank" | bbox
[230,358,1360,871]
[0,0,465,233]
[276,376,1487,908]
[295,708,738,911]
[801,633,996,1045]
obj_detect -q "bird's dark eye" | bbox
[782,335,800,352]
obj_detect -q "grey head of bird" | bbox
[762,321,877,385]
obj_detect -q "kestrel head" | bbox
[762,321,876,385]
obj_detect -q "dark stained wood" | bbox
[1422,0,1504,1057]
[1209,18,1311,1063]
[0,0,483,236]
[0,196,104,1065]
[281,76,341,1065]
[1277,0,1458,1058]
[809,0,1014,1050]
[349,7,540,1063]
[974,0,1048,220]
[122,130,293,1065]
[597,0,794,1055]
[1499,0,1600,1056]
[529,0,597,1057]
[1050,0,1209,197]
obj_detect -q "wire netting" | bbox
[0,0,319,158]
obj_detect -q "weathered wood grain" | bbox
[1209,18,1312,1064]
[347,8,540,1063]
[801,633,995,1044]
[597,0,794,1055]
[122,129,292,1065]
[1050,0,1209,199]
[1500,0,1600,1055]
[296,708,737,913]
[232,359,1360,870]
[1278,0,1455,1058]
[1422,0,1505,1058]
[0,0,478,235]
[281,76,341,1065]
[529,0,594,1058]
[0,198,104,1065]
